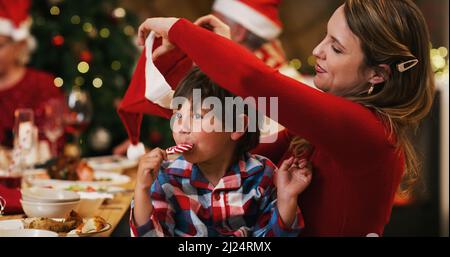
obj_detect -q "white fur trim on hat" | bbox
[144,32,175,109]
[127,142,146,160]
[0,17,31,41]
[213,0,281,40]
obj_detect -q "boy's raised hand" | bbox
[136,147,168,191]
[276,157,312,199]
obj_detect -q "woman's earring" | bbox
[368,84,375,95]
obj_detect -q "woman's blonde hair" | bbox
[291,0,435,196]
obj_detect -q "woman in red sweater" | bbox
[134,0,435,236]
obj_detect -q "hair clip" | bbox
[397,59,419,72]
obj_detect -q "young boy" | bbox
[131,68,312,237]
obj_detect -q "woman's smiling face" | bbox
[312,5,371,96]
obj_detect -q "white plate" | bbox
[0,219,24,230]
[0,229,59,237]
[21,187,80,203]
[26,184,127,195]
[84,155,137,172]
[62,185,126,194]
[28,171,130,188]
[0,219,111,237]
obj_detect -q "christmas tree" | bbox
[29,0,174,156]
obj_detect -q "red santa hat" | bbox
[212,0,283,40]
[117,32,192,160]
[0,0,32,41]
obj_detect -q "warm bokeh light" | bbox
[100,28,110,38]
[77,62,90,74]
[289,59,302,70]
[50,6,60,16]
[53,77,64,87]
[70,15,81,24]
[111,61,121,71]
[83,22,93,33]
[113,7,126,18]
[307,55,316,66]
[92,78,103,88]
[74,76,85,86]
[123,25,135,36]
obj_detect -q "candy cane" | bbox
[166,144,193,155]
[147,144,193,182]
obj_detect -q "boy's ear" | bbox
[230,114,248,142]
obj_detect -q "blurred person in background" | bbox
[0,0,65,153]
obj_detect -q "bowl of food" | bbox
[75,197,105,218]
[28,156,130,188]
[20,199,80,218]
[45,156,95,181]
[23,210,111,237]
[21,187,80,203]
[64,186,114,217]
[76,191,115,217]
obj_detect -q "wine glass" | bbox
[64,88,93,156]
[42,98,64,157]
[13,108,34,150]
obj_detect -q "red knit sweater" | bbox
[133,18,405,236]
[169,19,407,236]
[0,68,64,147]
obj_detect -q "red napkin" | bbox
[0,185,23,215]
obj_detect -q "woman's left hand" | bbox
[276,157,313,199]
[194,15,231,39]
[137,17,179,59]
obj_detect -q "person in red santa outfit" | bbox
[132,0,435,236]
[208,0,310,83]
[208,1,290,77]
[0,0,65,150]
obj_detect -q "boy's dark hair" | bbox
[173,67,260,156]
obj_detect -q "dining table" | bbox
[0,166,137,237]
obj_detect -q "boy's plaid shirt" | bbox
[130,153,304,237]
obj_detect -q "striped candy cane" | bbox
[147,144,194,182]
[166,144,193,155]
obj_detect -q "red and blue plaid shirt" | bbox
[130,153,304,237]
